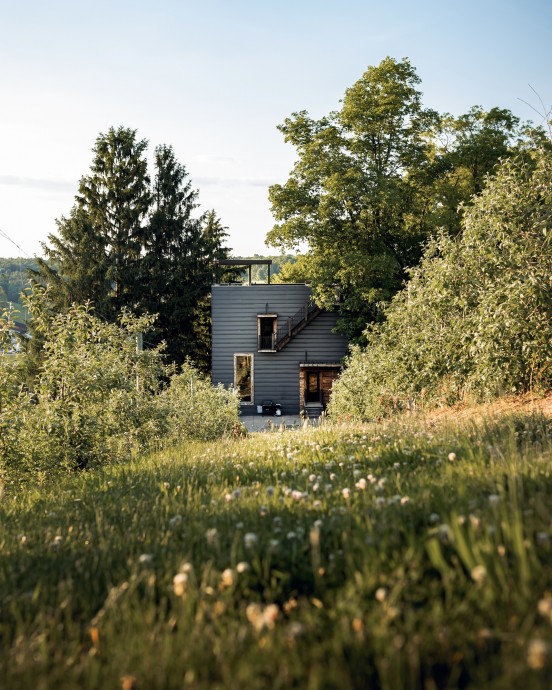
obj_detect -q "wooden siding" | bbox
[211,285,349,414]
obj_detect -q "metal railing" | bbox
[274,298,320,349]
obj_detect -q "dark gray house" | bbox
[211,260,348,416]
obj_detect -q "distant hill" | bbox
[0,258,40,315]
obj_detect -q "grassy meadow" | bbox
[1,412,552,690]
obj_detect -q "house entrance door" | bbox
[305,371,321,403]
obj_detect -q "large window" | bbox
[234,354,253,403]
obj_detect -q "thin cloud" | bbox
[0,175,75,194]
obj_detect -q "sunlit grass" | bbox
[1,413,551,689]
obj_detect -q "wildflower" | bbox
[342,488,351,499]
[244,533,258,549]
[429,513,440,525]
[286,621,304,640]
[173,573,188,596]
[269,539,280,551]
[220,568,235,588]
[537,596,552,622]
[286,531,297,540]
[308,474,316,482]
[246,603,279,633]
[138,553,153,566]
[355,478,367,490]
[536,532,550,547]
[52,535,63,548]
[448,452,457,462]
[236,561,250,574]
[400,496,410,506]
[527,638,550,670]
[471,565,487,583]
[169,515,183,529]
[206,528,218,546]
[375,587,387,602]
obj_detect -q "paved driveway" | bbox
[240,414,304,433]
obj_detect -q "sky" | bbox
[0,0,551,259]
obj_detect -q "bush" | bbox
[0,295,242,481]
[161,363,241,442]
[329,147,552,420]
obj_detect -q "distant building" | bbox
[211,260,348,417]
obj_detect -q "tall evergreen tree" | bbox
[76,126,152,315]
[138,144,209,364]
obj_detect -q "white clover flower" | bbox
[206,528,219,546]
[375,587,387,602]
[448,452,457,462]
[169,515,183,529]
[220,568,235,587]
[246,603,279,633]
[138,553,154,566]
[537,597,552,622]
[400,496,410,506]
[355,478,367,490]
[244,532,258,549]
[173,572,188,596]
[342,488,351,499]
[286,531,297,540]
[536,532,550,547]
[471,565,487,583]
[527,638,550,670]
[236,561,250,574]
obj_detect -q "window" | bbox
[257,315,277,351]
[234,354,253,403]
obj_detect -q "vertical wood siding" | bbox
[211,285,349,414]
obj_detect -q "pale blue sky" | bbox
[0,0,550,257]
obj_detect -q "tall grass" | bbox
[1,412,551,689]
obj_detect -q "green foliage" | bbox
[33,129,232,370]
[267,57,529,339]
[329,148,552,420]
[1,415,551,688]
[161,362,242,441]
[0,290,241,479]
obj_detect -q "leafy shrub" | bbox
[329,147,552,420]
[0,293,242,480]
[161,362,241,442]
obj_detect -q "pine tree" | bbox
[138,144,209,364]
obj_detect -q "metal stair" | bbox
[273,298,323,351]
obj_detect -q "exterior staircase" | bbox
[273,298,322,351]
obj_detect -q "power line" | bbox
[0,228,32,257]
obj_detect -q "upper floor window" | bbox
[257,315,277,351]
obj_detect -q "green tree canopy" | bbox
[267,57,527,338]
